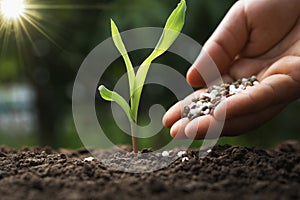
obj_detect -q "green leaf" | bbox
[145,0,186,62]
[132,0,186,119]
[111,19,135,97]
[99,85,133,121]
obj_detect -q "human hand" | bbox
[163,0,300,139]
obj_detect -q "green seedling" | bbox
[99,0,186,153]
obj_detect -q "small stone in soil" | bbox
[83,157,94,162]
[161,151,170,157]
[177,151,186,157]
[181,157,189,162]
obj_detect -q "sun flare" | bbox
[0,0,109,59]
[0,0,26,20]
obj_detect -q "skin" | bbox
[163,0,300,139]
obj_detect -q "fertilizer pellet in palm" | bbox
[182,75,259,120]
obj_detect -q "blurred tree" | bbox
[25,0,113,147]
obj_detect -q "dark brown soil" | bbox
[0,140,300,200]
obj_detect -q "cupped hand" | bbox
[163,0,300,139]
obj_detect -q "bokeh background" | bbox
[0,0,299,149]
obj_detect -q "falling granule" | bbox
[177,151,186,157]
[162,151,170,157]
[84,157,94,162]
[206,149,212,153]
[183,75,259,120]
[181,157,189,162]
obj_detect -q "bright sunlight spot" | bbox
[0,0,26,20]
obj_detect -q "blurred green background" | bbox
[0,0,299,150]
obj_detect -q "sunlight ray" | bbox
[22,13,61,49]
[0,0,111,62]
[27,4,110,10]
[18,17,36,52]
[1,23,12,55]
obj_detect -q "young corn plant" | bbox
[99,0,186,153]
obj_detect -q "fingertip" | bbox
[162,101,182,128]
[170,118,189,139]
[186,67,204,87]
[162,114,170,128]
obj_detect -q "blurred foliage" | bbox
[0,0,299,150]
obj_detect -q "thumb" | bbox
[187,1,249,87]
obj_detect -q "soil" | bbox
[0,140,300,200]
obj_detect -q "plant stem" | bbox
[130,121,138,153]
